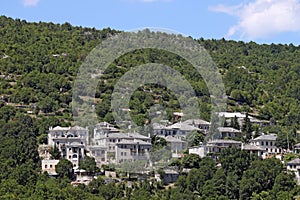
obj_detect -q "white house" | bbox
[287,158,300,184]
[115,139,151,164]
[41,159,59,176]
[242,144,266,157]
[188,144,206,158]
[158,135,187,157]
[48,126,89,168]
[182,119,210,134]
[153,121,201,137]
[250,134,280,158]
[217,127,241,139]
[91,131,151,164]
[205,139,242,154]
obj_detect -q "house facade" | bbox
[205,139,242,154]
[249,134,280,158]
[182,119,210,134]
[287,158,300,184]
[153,121,201,137]
[47,126,89,168]
[217,127,241,139]
[115,139,151,163]
[41,159,59,176]
[242,144,266,157]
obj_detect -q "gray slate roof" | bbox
[287,158,300,165]
[252,134,277,141]
[207,139,242,145]
[243,144,266,151]
[217,127,240,133]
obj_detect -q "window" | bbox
[266,141,268,146]
[50,165,53,168]
[124,152,127,156]
[69,155,71,159]
[121,152,123,156]
[45,164,48,168]
[261,141,264,146]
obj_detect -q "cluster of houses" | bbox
[38,112,300,184]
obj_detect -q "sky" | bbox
[1,0,300,45]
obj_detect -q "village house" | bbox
[89,122,152,164]
[93,122,120,141]
[47,126,89,168]
[242,144,266,157]
[188,139,242,158]
[205,139,242,154]
[249,134,280,158]
[294,143,300,153]
[115,139,151,163]
[153,121,201,137]
[181,119,210,134]
[41,159,59,176]
[287,158,300,184]
[188,143,206,158]
[217,127,241,139]
[158,135,187,156]
[217,112,268,127]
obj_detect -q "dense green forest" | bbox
[1,15,300,199]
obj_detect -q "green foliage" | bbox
[151,135,168,150]
[55,158,74,179]
[49,144,61,159]
[272,172,296,198]
[181,154,201,169]
[241,113,253,142]
[219,147,255,178]
[1,16,300,200]
[239,158,282,200]
[79,156,99,174]
[202,169,227,199]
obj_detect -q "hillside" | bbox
[1,16,300,199]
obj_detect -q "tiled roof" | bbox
[207,139,242,144]
[243,144,266,151]
[252,134,277,141]
[116,139,151,145]
[217,127,240,133]
[217,112,251,118]
[182,119,211,125]
[168,122,200,131]
[94,122,115,129]
[159,135,185,143]
[51,126,87,131]
[294,143,300,148]
[98,132,150,140]
[287,158,300,165]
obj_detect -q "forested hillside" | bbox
[1,15,300,128]
[1,16,300,199]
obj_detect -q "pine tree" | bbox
[242,113,253,142]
